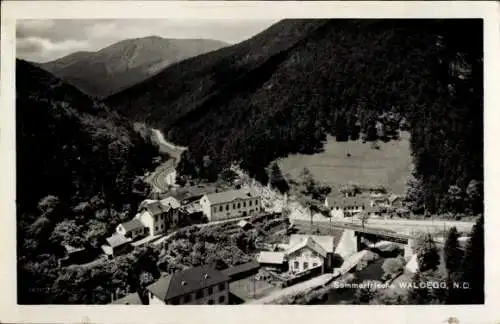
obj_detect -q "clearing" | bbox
[277,131,413,195]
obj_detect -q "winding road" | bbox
[148,129,187,192]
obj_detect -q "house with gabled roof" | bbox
[147,265,229,305]
[102,233,133,258]
[285,235,335,274]
[116,218,147,240]
[200,188,262,222]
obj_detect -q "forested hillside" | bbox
[16,59,162,303]
[40,36,228,98]
[105,19,483,215]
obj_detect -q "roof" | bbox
[289,234,335,253]
[119,218,145,232]
[111,292,143,305]
[326,195,367,207]
[160,196,181,209]
[138,199,157,210]
[222,260,260,277]
[204,188,260,205]
[147,265,229,301]
[144,201,174,216]
[388,194,401,203]
[257,251,286,264]
[63,244,84,254]
[238,220,252,228]
[106,234,131,248]
[286,236,327,258]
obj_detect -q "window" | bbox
[208,287,213,295]
[219,206,223,212]
[183,294,191,303]
[294,261,299,269]
[249,201,252,206]
[303,262,309,270]
[243,202,246,207]
[233,204,236,209]
[218,295,225,303]
[218,283,225,292]
[237,203,241,209]
[226,205,229,211]
[196,290,203,299]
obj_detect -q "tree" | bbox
[445,185,464,213]
[404,174,425,214]
[382,257,405,279]
[360,212,369,229]
[465,179,483,214]
[443,227,463,275]
[408,269,448,304]
[268,162,289,194]
[413,233,440,272]
[353,280,383,304]
[38,195,62,221]
[456,215,484,304]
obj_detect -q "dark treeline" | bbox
[16,60,163,304]
[106,19,483,215]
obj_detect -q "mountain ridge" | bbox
[39,36,229,98]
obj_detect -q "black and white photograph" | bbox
[1,1,499,323]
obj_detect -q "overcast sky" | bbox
[16,19,279,63]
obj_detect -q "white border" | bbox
[1,1,500,324]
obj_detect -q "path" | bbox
[246,273,334,304]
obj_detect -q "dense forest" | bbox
[106,19,483,215]
[16,59,163,303]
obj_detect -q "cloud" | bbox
[16,19,279,63]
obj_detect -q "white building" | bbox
[200,188,262,222]
[116,197,182,238]
[324,195,367,218]
[286,235,335,274]
[147,266,229,305]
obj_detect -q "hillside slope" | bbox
[40,36,228,98]
[16,59,162,303]
[105,19,483,214]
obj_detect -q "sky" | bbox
[16,19,279,63]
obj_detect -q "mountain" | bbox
[39,36,229,98]
[105,19,483,214]
[16,59,162,303]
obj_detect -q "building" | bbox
[388,194,403,208]
[237,220,253,231]
[111,292,144,305]
[286,235,335,274]
[116,218,147,240]
[365,205,384,218]
[102,234,133,258]
[147,266,230,305]
[200,188,262,222]
[324,195,366,218]
[134,197,181,237]
[222,260,261,282]
[257,251,287,272]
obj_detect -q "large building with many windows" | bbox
[200,188,262,222]
[147,266,230,305]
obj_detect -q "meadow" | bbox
[277,132,413,196]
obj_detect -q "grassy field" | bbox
[277,131,413,196]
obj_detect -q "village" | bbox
[51,151,472,306]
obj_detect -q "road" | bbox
[290,212,474,234]
[147,129,187,192]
